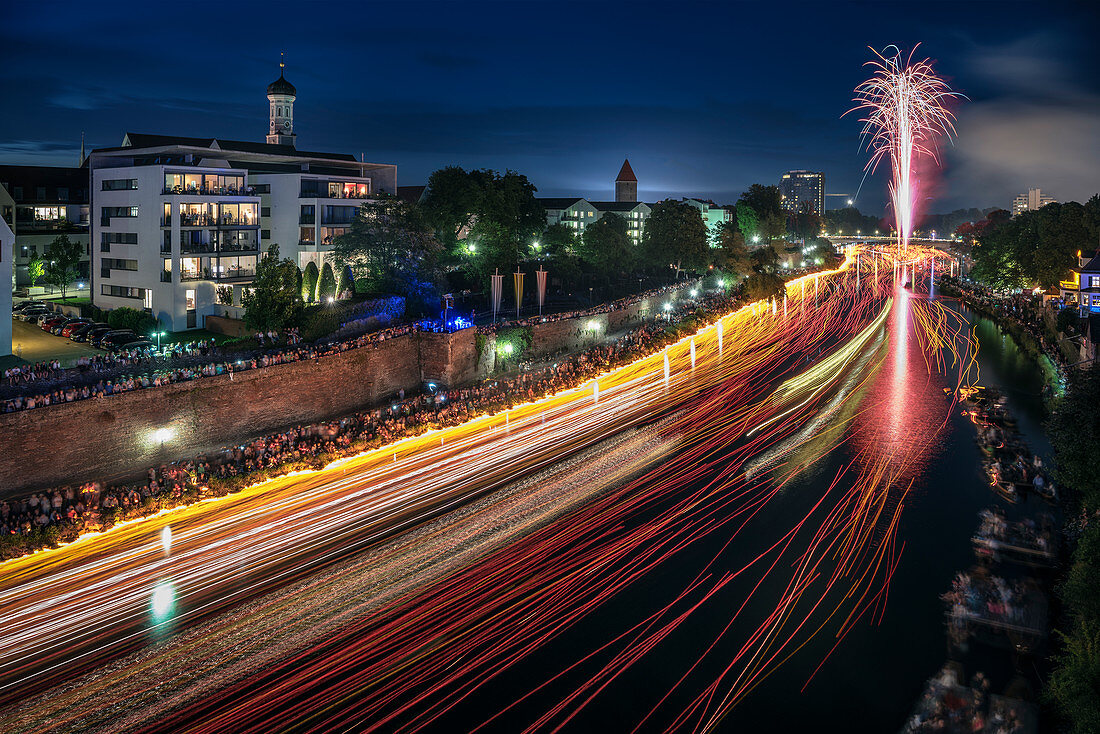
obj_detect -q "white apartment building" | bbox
[86,67,396,332]
[538,198,651,246]
[1012,188,1057,217]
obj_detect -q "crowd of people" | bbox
[904,666,1032,734]
[0,286,742,558]
[0,323,419,414]
[941,275,1072,370]
[974,508,1054,556]
[943,571,1045,632]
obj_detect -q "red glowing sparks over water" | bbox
[847,45,962,255]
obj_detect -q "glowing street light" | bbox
[153,330,166,350]
[847,198,854,206]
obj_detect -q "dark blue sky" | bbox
[2,0,1097,218]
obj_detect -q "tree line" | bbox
[970,195,1100,290]
[243,170,849,330]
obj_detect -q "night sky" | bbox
[2,0,1097,217]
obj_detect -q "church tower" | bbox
[615,158,637,203]
[266,54,297,146]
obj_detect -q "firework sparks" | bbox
[847,45,961,255]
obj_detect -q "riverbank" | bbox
[937,277,1065,399]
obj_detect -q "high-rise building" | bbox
[87,63,396,331]
[779,170,825,215]
[615,159,637,203]
[1012,188,1057,217]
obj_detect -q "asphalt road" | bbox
[10,318,99,366]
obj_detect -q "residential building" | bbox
[87,66,396,332]
[591,202,651,245]
[0,216,12,356]
[539,198,599,237]
[1071,251,1100,314]
[681,198,732,243]
[615,159,637,203]
[1012,188,1057,217]
[779,170,825,215]
[0,165,90,288]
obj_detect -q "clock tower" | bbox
[266,54,297,147]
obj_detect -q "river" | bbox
[413,290,1056,732]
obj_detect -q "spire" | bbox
[79,132,86,167]
[280,50,285,76]
[616,158,637,183]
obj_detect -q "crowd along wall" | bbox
[2,335,422,495]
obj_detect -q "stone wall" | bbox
[2,334,422,495]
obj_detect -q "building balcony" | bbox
[163,186,258,197]
[180,242,259,255]
[180,268,256,282]
[299,191,371,200]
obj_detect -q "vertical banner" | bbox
[513,269,525,319]
[490,269,503,323]
[536,267,547,316]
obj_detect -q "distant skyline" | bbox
[2,0,1097,219]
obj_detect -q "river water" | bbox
[422,289,1055,732]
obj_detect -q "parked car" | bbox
[40,315,67,331]
[99,331,139,350]
[17,306,51,321]
[114,338,155,353]
[91,330,134,349]
[51,317,86,335]
[13,300,46,313]
[70,322,109,341]
[82,325,115,345]
[60,318,93,337]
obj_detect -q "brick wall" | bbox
[2,335,421,495]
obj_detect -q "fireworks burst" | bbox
[847,45,961,254]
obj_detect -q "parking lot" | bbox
[11,318,100,366]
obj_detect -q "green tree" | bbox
[241,244,304,332]
[736,204,760,245]
[823,206,882,236]
[577,213,633,277]
[331,195,442,306]
[737,184,783,220]
[316,261,337,302]
[540,222,577,260]
[788,201,823,243]
[1049,367,1100,508]
[744,272,786,302]
[760,210,789,244]
[301,261,319,303]
[640,200,709,275]
[421,166,543,287]
[42,234,84,300]
[712,221,752,279]
[751,244,781,274]
[27,254,45,287]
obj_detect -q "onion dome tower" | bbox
[266,53,297,146]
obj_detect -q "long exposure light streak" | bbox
[0,248,985,734]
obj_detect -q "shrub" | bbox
[337,265,355,298]
[107,306,157,335]
[302,262,319,303]
[1058,307,1079,335]
[317,262,337,302]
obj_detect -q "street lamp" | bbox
[153,330,166,350]
[752,235,760,245]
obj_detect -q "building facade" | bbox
[1012,188,1057,217]
[681,198,732,243]
[538,198,651,246]
[779,170,825,215]
[0,216,12,355]
[86,67,396,332]
[0,165,90,288]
